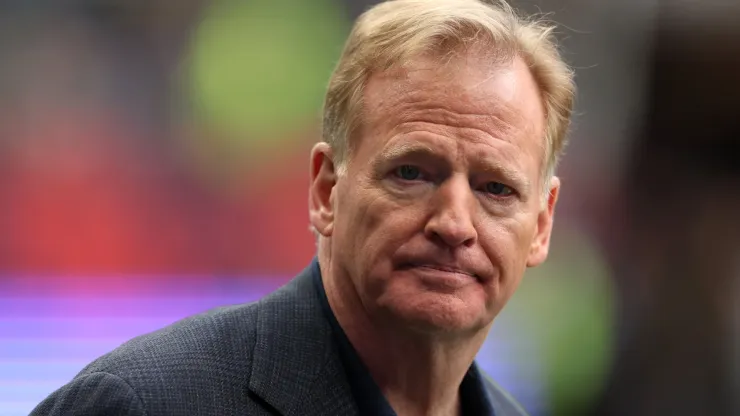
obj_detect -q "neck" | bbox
[318,248,490,416]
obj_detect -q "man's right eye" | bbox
[394,165,422,181]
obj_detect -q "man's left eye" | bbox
[485,182,514,196]
[395,165,422,181]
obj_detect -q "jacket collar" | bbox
[248,260,359,416]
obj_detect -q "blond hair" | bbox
[322,0,575,184]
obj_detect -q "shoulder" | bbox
[30,371,147,415]
[480,374,530,416]
[80,303,263,407]
[81,302,261,379]
[33,302,267,415]
[30,302,269,415]
[31,265,326,415]
[83,270,320,380]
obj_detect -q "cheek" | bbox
[353,178,424,234]
[359,193,422,256]
[357,194,434,284]
[479,215,538,285]
[336,183,411,261]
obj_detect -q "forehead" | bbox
[357,53,546,163]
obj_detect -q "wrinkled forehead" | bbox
[358,53,547,157]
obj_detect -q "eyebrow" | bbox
[378,142,438,162]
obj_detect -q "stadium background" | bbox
[1,0,738,415]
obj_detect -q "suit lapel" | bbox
[248,263,359,416]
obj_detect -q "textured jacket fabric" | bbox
[30,263,529,415]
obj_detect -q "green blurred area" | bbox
[505,226,615,415]
[186,0,350,151]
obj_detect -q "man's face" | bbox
[311,53,558,334]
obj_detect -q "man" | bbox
[31,0,574,414]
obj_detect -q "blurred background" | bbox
[0,0,738,415]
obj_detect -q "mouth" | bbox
[400,263,479,280]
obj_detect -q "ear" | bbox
[308,142,338,237]
[526,176,560,267]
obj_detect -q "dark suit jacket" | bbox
[31,264,528,415]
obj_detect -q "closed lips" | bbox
[403,263,477,278]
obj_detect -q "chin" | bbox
[379,288,491,336]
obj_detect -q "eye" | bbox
[484,181,514,196]
[394,165,422,181]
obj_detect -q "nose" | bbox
[424,176,478,248]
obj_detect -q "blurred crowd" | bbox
[0,0,738,415]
